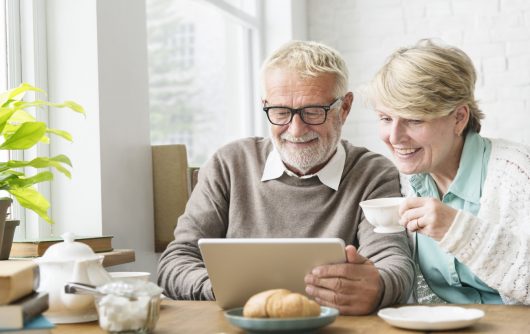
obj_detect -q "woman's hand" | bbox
[398,197,458,241]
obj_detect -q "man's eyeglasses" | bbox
[263,98,343,126]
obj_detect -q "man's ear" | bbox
[340,92,354,124]
[454,105,470,136]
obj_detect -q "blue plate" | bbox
[224,306,339,334]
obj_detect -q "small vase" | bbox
[0,197,15,260]
[0,220,20,260]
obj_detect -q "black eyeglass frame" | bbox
[263,97,343,126]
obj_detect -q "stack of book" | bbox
[0,261,54,333]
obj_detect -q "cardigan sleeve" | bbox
[438,139,530,304]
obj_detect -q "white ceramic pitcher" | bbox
[35,232,111,323]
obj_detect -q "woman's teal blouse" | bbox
[409,131,502,304]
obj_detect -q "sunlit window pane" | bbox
[222,0,257,16]
[0,3,7,92]
[146,0,257,166]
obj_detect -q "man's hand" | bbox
[304,245,384,315]
[398,197,458,241]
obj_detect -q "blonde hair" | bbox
[370,39,484,133]
[261,40,349,97]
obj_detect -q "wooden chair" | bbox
[187,167,200,196]
[152,145,194,252]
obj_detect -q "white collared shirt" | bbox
[261,143,346,191]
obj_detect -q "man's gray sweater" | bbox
[158,137,413,308]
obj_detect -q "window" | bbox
[1,1,26,234]
[146,0,263,166]
[2,1,54,240]
[0,2,9,215]
[0,2,7,92]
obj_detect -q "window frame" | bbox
[6,0,54,240]
[203,0,266,137]
[147,0,266,163]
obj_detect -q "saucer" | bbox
[378,305,485,331]
[224,306,339,333]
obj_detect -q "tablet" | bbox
[198,238,346,309]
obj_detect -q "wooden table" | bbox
[52,301,530,334]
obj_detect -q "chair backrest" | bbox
[187,167,200,197]
[151,144,189,252]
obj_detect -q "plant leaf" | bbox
[0,107,17,133]
[46,128,73,142]
[0,83,44,107]
[10,108,37,123]
[4,171,53,188]
[61,101,85,114]
[0,169,24,177]
[0,155,73,173]
[1,110,38,139]
[10,100,86,116]
[50,154,72,166]
[0,122,47,150]
[0,160,34,171]
[26,156,72,178]
[8,187,53,224]
[0,172,20,188]
[0,157,72,178]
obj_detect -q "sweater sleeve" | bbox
[358,220,415,308]
[157,152,229,300]
[438,139,530,304]
[357,159,415,308]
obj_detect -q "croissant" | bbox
[243,289,320,318]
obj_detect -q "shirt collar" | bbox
[409,173,439,198]
[410,131,486,204]
[261,142,346,191]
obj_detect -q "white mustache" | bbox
[281,132,319,143]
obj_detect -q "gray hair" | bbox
[261,40,349,97]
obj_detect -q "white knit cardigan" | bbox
[408,138,530,304]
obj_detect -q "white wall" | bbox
[308,0,530,157]
[47,0,102,237]
[95,0,156,274]
[47,0,157,275]
[264,0,307,55]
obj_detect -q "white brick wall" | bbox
[308,0,530,157]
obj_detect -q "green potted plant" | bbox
[0,83,84,259]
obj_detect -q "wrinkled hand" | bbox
[398,197,458,241]
[304,245,383,315]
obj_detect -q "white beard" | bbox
[273,117,342,174]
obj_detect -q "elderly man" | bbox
[158,41,413,315]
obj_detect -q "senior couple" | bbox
[158,39,530,314]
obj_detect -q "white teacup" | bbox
[359,197,405,233]
[109,271,151,282]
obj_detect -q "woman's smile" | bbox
[393,146,422,159]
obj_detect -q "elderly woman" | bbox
[368,39,530,304]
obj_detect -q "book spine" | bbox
[21,293,49,324]
[0,293,48,329]
[11,237,114,257]
[0,264,39,305]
